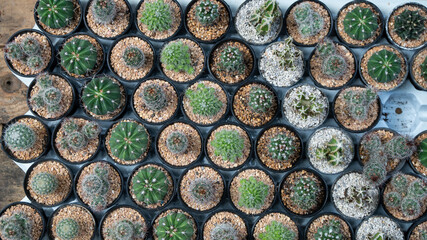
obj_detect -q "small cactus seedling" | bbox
[367,49,401,83]
[81,76,122,116]
[161,41,194,74]
[218,46,246,73]
[108,121,149,162]
[36,0,75,29]
[390,173,408,193]
[291,176,320,210]
[166,131,188,154]
[315,137,345,166]
[384,191,401,208]
[81,162,110,211]
[273,37,302,71]
[59,38,98,76]
[59,119,100,151]
[210,222,238,240]
[0,213,32,240]
[249,0,281,36]
[122,46,145,69]
[26,55,45,71]
[314,220,343,240]
[248,86,274,113]
[322,55,347,79]
[64,130,88,150]
[343,6,379,41]
[4,42,25,61]
[21,37,40,56]
[106,220,146,240]
[384,136,414,160]
[4,37,46,72]
[195,0,219,26]
[343,88,378,121]
[211,129,244,163]
[185,83,223,117]
[155,212,194,240]
[238,176,269,209]
[421,56,427,81]
[342,185,374,209]
[316,38,335,57]
[401,197,421,217]
[408,179,427,199]
[30,172,58,195]
[363,161,387,186]
[290,89,326,120]
[418,138,427,167]
[141,84,167,112]
[268,134,296,161]
[139,0,172,32]
[293,2,324,37]
[82,121,100,139]
[394,9,426,40]
[3,122,36,152]
[56,218,79,240]
[188,178,215,205]
[258,221,296,240]
[91,0,116,24]
[131,166,170,205]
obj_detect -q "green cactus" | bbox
[384,136,413,160]
[390,173,408,193]
[122,46,145,69]
[56,218,79,240]
[363,161,387,186]
[218,46,246,73]
[249,0,281,36]
[139,0,172,32]
[26,55,44,71]
[258,221,296,240]
[418,138,427,167]
[3,122,36,152]
[131,166,171,205]
[421,56,427,81]
[384,191,401,208]
[360,132,382,154]
[82,121,100,139]
[238,176,269,209]
[421,231,427,240]
[0,213,32,240]
[155,211,194,240]
[36,0,75,29]
[401,197,421,217]
[314,220,343,240]
[81,76,122,116]
[107,220,146,240]
[195,0,219,26]
[367,49,402,83]
[4,42,25,61]
[315,137,345,166]
[166,131,188,154]
[322,55,347,79]
[21,37,40,56]
[141,84,167,112]
[66,131,89,151]
[248,86,274,113]
[188,178,214,205]
[210,223,238,240]
[185,83,223,117]
[368,232,390,240]
[60,119,100,151]
[343,6,379,41]
[211,129,245,163]
[30,172,58,195]
[316,38,335,58]
[394,9,426,41]
[343,88,378,121]
[290,88,326,120]
[342,185,374,209]
[62,118,79,133]
[273,37,302,71]
[293,2,324,37]
[161,41,194,74]
[81,162,110,211]
[59,38,98,76]
[108,121,149,162]
[408,179,427,199]
[291,176,320,210]
[91,0,116,24]
[268,134,297,161]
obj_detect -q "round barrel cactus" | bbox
[91,0,116,24]
[37,0,75,29]
[59,38,98,76]
[56,218,79,240]
[343,6,379,41]
[122,46,145,69]
[30,172,58,195]
[367,49,401,83]
[108,121,149,161]
[195,0,219,26]
[155,212,194,240]
[131,166,170,205]
[3,122,36,152]
[81,76,122,116]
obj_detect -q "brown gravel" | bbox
[306,214,352,240]
[256,126,301,171]
[161,38,204,82]
[203,211,247,240]
[157,122,201,167]
[334,86,380,132]
[110,36,154,81]
[137,0,181,40]
[230,169,275,215]
[8,32,51,76]
[183,80,227,125]
[409,220,427,240]
[86,0,130,38]
[412,47,427,89]
[286,1,331,45]
[36,0,81,36]
[51,204,95,240]
[27,160,72,206]
[411,132,427,176]
[253,212,298,240]
[133,79,178,123]
[207,124,251,169]
[101,207,147,240]
[0,204,44,240]
[336,2,383,47]
[153,209,197,240]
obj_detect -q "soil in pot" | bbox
[209,40,254,85]
[35,0,81,36]
[86,0,130,38]
[259,37,304,88]
[183,80,227,125]
[233,82,277,127]
[207,124,251,169]
[101,206,148,240]
[360,44,407,91]
[129,164,174,209]
[411,131,427,177]
[409,220,427,240]
[356,216,404,240]
[136,0,182,40]
[411,47,427,90]
[203,211,247,240]
[152,208,197,240]
[54,117,100,163]
[253,212,298,240]
[0,203,44,240]
[230,168,275,215]
[50,204,95,240]
[110,36,154,81]
[157,122,201,167]
[180,166,223,211]
[256,125,302,171]
[306,214,352,240]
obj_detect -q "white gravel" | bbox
[356,216,404,240]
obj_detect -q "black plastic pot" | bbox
[4,29,55,78]
[304,212,355,240]
[1,115,50,163]
[151,207,198,240]
[409,130,427,177]
[409,47,427,91]
[252,211,302,240]
[202,210,250,239]
[406,219,427,240]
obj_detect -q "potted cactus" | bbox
[152,208,197,240]
[206,123,251,170]
[410,130,427,177]
[53,117,101,163]
[259,36,304,88]
[49,203,96,240]
[156,121,202,167]
[4,29,53,77]
[136,0,182,41]
[408,220,427,240]
[307,127,354,175]
[179,165,224,211]
[108,35,155,82]
[203,211,248,240]
[335,0,384,48]
[100,205,148,240]
[410,47,427,91]
[208,38,255,85]
[356,216,404,240]
[332,85,381,133]
[253,212,299,240]
[128,164,174,209]
[284,0,332,46]
[235,0,283,45]
[360,44,408,91]
[282,84,329,130]
[84,0,131,39]
[305,213,353,240]
[230,168,275,215]
[232,81,278,128]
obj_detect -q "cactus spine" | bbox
[258,221,296,240]
[268,134,296,161]
[185,83,223,117]
[36,0,75,29]
[291,176,320,210]
[131,166,171,205]
[106,220,146,240]
[166,131,188,154]
[316,38,347,79]
[31,73,64,115]
[155,211,194,240]
[30,172,58,195]
[293,2,324,37]
[367,49,402,83]
[314,220,343,240]
[393,9,426,40]
[315,137,345,166]
[59,38,98,76]
[273,36,302,71]
[343,87,378,121]
[188,178,215,205]
[0,212,32,240]
[343,6,379,40]
[139,0,172,31]
[218,46,245,73]
[290,88,326,120]
[238,176,269,209]
[81,162,110,211]
[161,41,194,74]
[211,129,245,163]
[342,185,374,209]
[4,37,46,72]
[141,84,167,112]
[56,218,79,240]
[210,222,238,240]
[81,76,122,116]
[122,46,145,69]
[59,118,100,152]
[3,122,36,152]
[195,0,219,26]
[91,0,116,24]
[248,86,274,113]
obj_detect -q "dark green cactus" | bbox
[3,122,36,151]
[384,191,401,208]
[139,0,172,31]
[211,129,244,163]
[322,55,347,79]
[26,55,44,71]
[60,119,100,151]
[273,36,302,71]
[258,221,296,240]
[59,38,98,76]
[166,131,188,154]
[195,0,219,26]
[131,166,171,205]
[291,176,320,210]
[342,185,374,209]
[418,138,427,167]
[293,2,324,37]
[363,161,387,186]
[315,137,345,166]
[218,46,245,73]
[314,220,343,240]
[401,197,421,217]
[30,172,58,195]
[188,178,215,205]
[249,0,281,36]
[81,76,122,116]
[343,88,378,121]
[155,211,194,240]
[367,49,402,83]
[210,223,238,240]
[394,9,426,40]
[384,136,413,160]
[4,42,25,61]
[91,0,116,24]
[238,176,269,209]
[248,86,274,113]
[0,213,31,240]
[185,83,223,117]
[268,134,297,161]
[122,46,145,69]
[81,162,110,211]
[161,41,194,74]
[343,6,379,41]
[21,37,40,56]
[290,89,326,120]
[107,220,146,240]
[141,84,167,112]
[56,218,79,240]
[36,0,75,29]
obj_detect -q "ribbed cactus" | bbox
[343,88,378,121]
[81,162,110,211]
[394,9,426,40]
[30,172,58,195]
[249,0,281,36]
[238,176,269,209]
[59,38,98,76]
[342,185,374,209]
[21,37,40,56]
[31,74,64,115]
[26,55,44,71]
[290,89,326,120]
[363,161,387,186]
[91,0,116,24]
[293,2,324,37]
[195,0,219,26]
[3,122,36,152]
[367,49,401,83]
[248,86,274,113]
[106,220,146,240]
[408,179,427,199]
[139,0,172,31]
[131,166,170,205]
[419,138,427,167]
[211,129,244,163]
[155,212,194,240]
[343,6,379,41]
[218,46,246,73]
[314,220,343,240]
[210,223,238,240]
[161,41,194,74]
[56,218,79,240]
[0,213,31,240]
[188,178,215,205]
[185,83,223,117]
[4,42,25,61]
[291,176,320,210]
[258,221,296,240]
[315,137,345,166]
[36,0,75,29]
[141,84,167,112]
[166,131,188,154]
[384,191,401,208]
[108,121,149,162]
[268,134,296,161]
[59,119,100,151]
[401,197,421,217]
[273,37,302,71]
[81,76,122,116]
[122,46,145,69]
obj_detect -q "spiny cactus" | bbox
[343,6,379,41]
[249,0,281,36]
[108,121,149,162]
[131,166,170,205]
[238,176,269,209]
[166,131,188,154]
[293,2,324,37]
[314,220,343,240]
[343,88,378,121]
[342,185,374,209]
[141,84,167,112]
[107,220,146,240]
[211,129,245,163]
[30,172,58,195]
[0,213,31,240]
[122,46,145,69]
[59,38,98,76]
[368,232,389,240]
[60,119,100,151]
[408,179,427,199]
[316,38,335,57]
[218,46,245,73]
[322,55,347,79]
[363,161,387,186]
[248,86,274,113]
[401,197,421,217]
[26,55,44,71]
[56,218,79,240]
[273,37,302,71]
[161,41,194,74]
[290,89,326,120]
[4,42,25,61]
[384,191,401,208]
[315,137,345,166]
[391,173,408,193]
[82,76,122,116]
[367,49,402,83]
[394,9,426,40]
[139,0,172,31]
[210,222,238,240]
[188,178,215,205]
[268,134,297,161]
[155,212,194,240]
[258,221,296,240]
[384,136,414,160]
[419,138,427,167]
[421,56,427,81]
[31,74,64,115]
[421,231,427,240]
[291,176,320,210]
[91,0,116,24]
[36,0,75,29]
[3,122,36,152]
[81,162,110,211]
[21,37,40,56]
[4,38,46,72]
[185,83,223,117]
[195,0,219,26]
